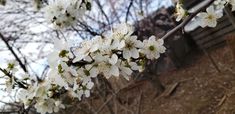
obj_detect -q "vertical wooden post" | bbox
[224,6,235,28]
[201,48,221,73]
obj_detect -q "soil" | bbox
[60,45,235,114]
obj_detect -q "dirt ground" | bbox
[60,45,235,114]
[153,46,235,114]
[102,45,235,114]
[148,46,235,114]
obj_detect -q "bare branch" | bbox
[0,33,27,72]
[125,0,134,22]
[161,0,215,40]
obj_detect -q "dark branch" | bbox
[161,0,215,40]
[0,33,27,72]
[125,0,134,22]
[95,0,111,26]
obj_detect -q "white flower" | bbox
[68,82,92,100]
[129,62,143,71]
[175,3,186,22]
[73,37,102,62]
[5,77,15,93]
[141,36,166,60]
[35,98,64,114]
[123,36,143,59]
[34,82,51,99]
[77,65,98,87]
[112,23,134,39]
[98,55,119,78]
[35,99,53,114]
[44,0,86,28]
[6,60,19,73]
[54,100,65,112]
[79,65,98,78]
[67,83,83,100]
[47,69,68,88]
[48,39,72,68]
[117,60,133,80]
[213,0,227,10]
[86,81,94,89]
[84,89,90,97]
[17,88,33,108]
[197,6,223,28]
[60,62,78,76]
[7,23,168,114]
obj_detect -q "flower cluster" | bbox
[175,2,187,22]
[175,0,235,28]
[44,0,91,28]
[1,23,166,114]
[197,6,223,28]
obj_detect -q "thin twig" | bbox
[161,0,215,40]
[95,0,111,26]
[125,0,134,22]
[0,33,27,72]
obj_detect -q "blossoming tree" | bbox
[0,0,234,113]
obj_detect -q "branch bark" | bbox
[125,0,134,22]
[0,33,27,72]
[161,0,215,40]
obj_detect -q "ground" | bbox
[145,45,235,114]
[60,45,235,114]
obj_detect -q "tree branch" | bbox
[95,0,111,26]
[125,0,134,22]
[0,33,27,72]
[161,0,215,40]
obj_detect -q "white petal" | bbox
[121,67,132,75]
[136,40,143,48]
[118,40,125,49]
[157,39,164,45]
[208,20,217,27]
[109,54,118,65]
[87,81,94,89]
[123,50,131,59]
[131,48,139,58]
[149,36,156,41]
[111,65,119,77]
[122,74,130,80]
[73,55,84,63]
[130,62,139,70]
[90,67,98,78]
[198,13,208,18]
[206,6,214,14]
[84,90,90,97]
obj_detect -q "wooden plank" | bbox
[224,6,235,28]
[205,41,226,51]
[197,25,235,45]
[192,20,231,40]
[201,31,228,49]
[190,16,228,36]
[202,37,225,49]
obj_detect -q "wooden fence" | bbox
[189,16,234,50]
